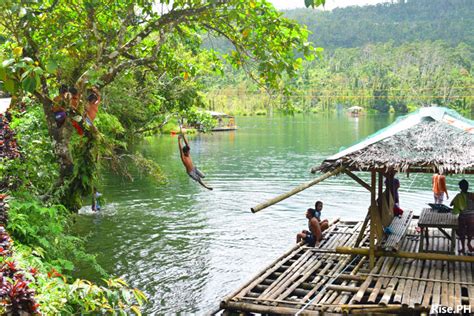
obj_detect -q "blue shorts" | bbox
[187,167,205,181]
[85,116,93,127]
[54,111,66,124]
[304,232,316,247]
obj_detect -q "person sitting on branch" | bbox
[52,84,69,128]
[178,134,213,190]
[84,86,101,127]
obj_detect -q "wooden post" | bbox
[369,170,376,269]
[354,212,370,248]
[251,166,345,213]
[378,171,383,218]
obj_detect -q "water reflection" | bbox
[73,114,471,314]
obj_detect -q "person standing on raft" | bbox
[178,134,213,190]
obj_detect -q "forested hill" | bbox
[284,0,474,49]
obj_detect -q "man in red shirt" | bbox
[432,171,449,204]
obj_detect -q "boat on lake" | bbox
[208,111,237,132]
[347,105,364,117]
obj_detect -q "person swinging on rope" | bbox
[178,133,213,190]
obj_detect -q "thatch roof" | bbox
[313,107,474,174]
[207,111,233,118]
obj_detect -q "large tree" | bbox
[0,0,318,209]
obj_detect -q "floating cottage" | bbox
[209,111,237,132]
[220,107,474,315]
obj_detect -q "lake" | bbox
[74,113,470,314]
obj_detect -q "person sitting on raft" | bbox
[296,201,329,247]
[178,134,213,190]
[450,179,474,254]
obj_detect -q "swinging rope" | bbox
[175,113,184,136]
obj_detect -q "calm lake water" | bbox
[74,113,470,314]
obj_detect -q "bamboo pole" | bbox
[220,243,302,306]
[262,251,314,299]
[432,239,442,306]
[369,170,376,269]
[251,166,345,213]
[344,169,371,192]
[421,259,435,307]
[326,284,386,294]
[354,213,370,248]
[368,255,395,302]
[466,261,474,307]
[393,235,417,304]
[336,246,474,263]
[224,301,320,315]
[454,261,461,308]
[441,259,449,307]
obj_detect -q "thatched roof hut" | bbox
[313,107,474,175]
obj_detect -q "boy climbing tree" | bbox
[85,87,101,127]
[178,134,213,190]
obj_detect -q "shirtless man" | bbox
[296,201,328,247]
[178,134,213,190]
[85,87,101,126]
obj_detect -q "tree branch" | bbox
[104,2,229,63]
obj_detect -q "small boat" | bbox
[208,111,237,132]
[347,105,363,116]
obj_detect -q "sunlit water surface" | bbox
[74,114,470,314]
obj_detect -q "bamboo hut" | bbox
[347,106,364,117]
[208,111,237,132]
[220,107,474,315]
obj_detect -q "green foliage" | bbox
[0,0,316,99]
[0,1,325,314]
[284,0,474,49]
[1,105,58,195]
[10,246,145,315]
[62,136,100,211]
[129,152,167,184]
[206,41,474,114]
[0,46,42,94]
[185,108,216,132]
[0,0,317,211]
[7,194,105,276]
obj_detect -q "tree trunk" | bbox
[41,99,74,188]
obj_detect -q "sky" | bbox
[269,0,392,10]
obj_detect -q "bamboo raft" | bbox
[220,218,474,315]
[220,109,474,315]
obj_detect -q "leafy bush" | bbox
[7,194,105,276]
[9,247,146,315]
[2,106,58,196]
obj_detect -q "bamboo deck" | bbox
[220,219,474,315]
